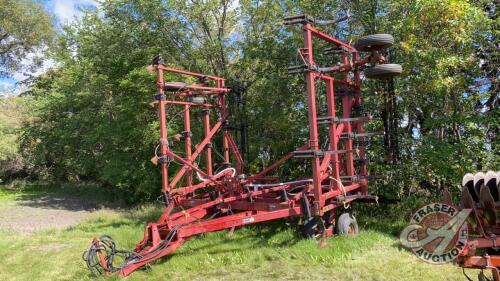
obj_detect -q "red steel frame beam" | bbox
[303,23,324,216]
[184,104,193,186]
[159,66,223,81]
[165,100,215,107]
[353,52,368,192]
[157,66,169,193]
[177,207,302,238]
[247,144,309,181]
[169,112,228,189]
[459,243,500,281]
[304,24,357,51]
[341,52,355,177]
[299,21,370,214]
[224,131,244,173]
[326,79,340,187]
[203,108,213,175]
[92,15,380,277]
[162,82,230,93]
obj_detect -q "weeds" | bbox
[0,184,485,280]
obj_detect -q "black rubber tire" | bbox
[354,34,394,52]
[336,213,359,236]
[364,64,402,80]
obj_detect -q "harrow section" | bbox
[84,14,401,276]
[453,171,500,280]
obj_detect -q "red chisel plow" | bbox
[84,14,402,276]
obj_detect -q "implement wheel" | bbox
[337,213,359,236]
[354,34,394,52]
[364,64,402,80]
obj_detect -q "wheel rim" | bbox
[347,223,355,235]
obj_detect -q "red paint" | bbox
[94,17,382,276]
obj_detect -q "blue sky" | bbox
[40,0,98,25]
[0,0,98,94]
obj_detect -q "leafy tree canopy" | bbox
[0,0,55,77]
[2,0,496,202]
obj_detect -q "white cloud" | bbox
[12,47,57,80]
[0,80,16,94]
[53,0,98,24]
[6,47,57,94]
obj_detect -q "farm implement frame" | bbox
[84,14,401,276]
[449,172,500,281]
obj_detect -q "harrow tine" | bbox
[461,185,480,231]
[485,171,500,203]
[463,173,478,202]
[497,171,500,198]
[442,188,453,205]
[479,184,498,226]
[461,185,476,209]
[474,172,486,200]
[463,173,475,187]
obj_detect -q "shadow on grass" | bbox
[354,197,435,237]
[15,193,100,211]
[2,182,122,211]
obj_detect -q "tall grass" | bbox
[0,185,486,281]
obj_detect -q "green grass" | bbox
[0,185,487,281]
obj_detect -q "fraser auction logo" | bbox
[399,203,471,264]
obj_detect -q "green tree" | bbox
[0,96,25,159]
[18,0,498,202]
[0,95,29,182]
[0,0,55,77]
[21,1,239,201]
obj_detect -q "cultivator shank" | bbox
[85,14,401,276]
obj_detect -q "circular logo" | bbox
[399,203,471,264]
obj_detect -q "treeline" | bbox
[1,0,498,202]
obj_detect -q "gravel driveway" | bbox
[0,193,100,233]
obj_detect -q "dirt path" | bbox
[0,193,101,233]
